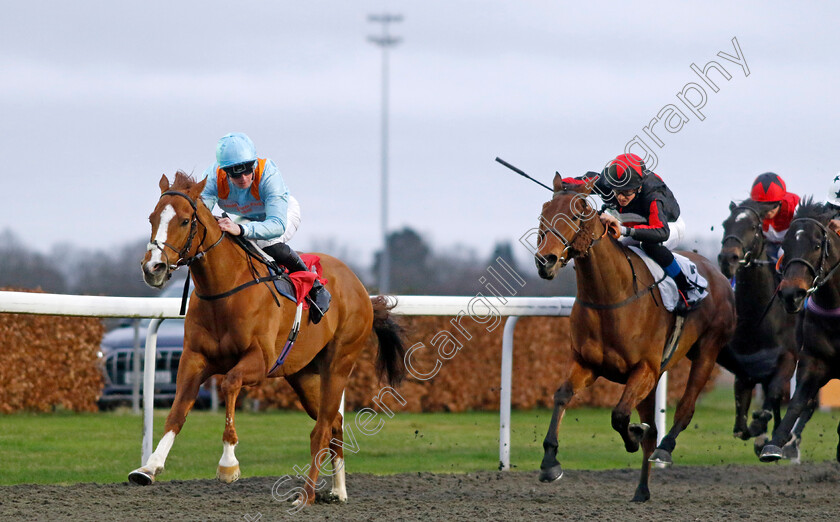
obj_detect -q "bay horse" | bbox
[534,175,735,502]
[129,172,407,507]
[716,200,798,448]
[760,198,840,463]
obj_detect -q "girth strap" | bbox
[194,273,288,301]
[577,248,667,310]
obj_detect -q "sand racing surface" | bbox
[2,462,839,521]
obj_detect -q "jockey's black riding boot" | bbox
[262,243,331,323]
[672,271,697,314]
[263,242,307,272]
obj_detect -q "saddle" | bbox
[627,246,709,313]
[228,234,329,322]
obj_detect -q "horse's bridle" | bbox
[541,195,667,310]
[721,206,770,268]
[147,190,225,275]
[779,217,840,295]
[540,192,607,267]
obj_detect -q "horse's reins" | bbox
[723,205,780,327]
[779,217,840,296]
[543,195,665,310]
[150,189,306,373]
[148,190,227,314]
[756,217,840,324]
[154,195,285,307]
[148,191,226,268]
[721,206,774,268]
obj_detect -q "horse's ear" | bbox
[159,174,170,193]
[194,177,207,197]
[553,172,565,193]
[729,201,736,212]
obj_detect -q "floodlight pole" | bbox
[368,13,402,294]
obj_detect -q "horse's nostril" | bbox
[152,262,166,274]
[779,286,806,303]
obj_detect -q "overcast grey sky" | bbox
[1,1,837,268]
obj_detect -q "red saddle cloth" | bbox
[287,254,327,307]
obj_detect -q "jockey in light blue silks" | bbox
[200,132,329,318]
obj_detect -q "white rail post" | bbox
[210,376,219,412]
[655,371,667,445]
[499,316,519,471]
[142,318,164,465]
[131,319,142,414]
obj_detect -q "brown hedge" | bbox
[0,289,714,414]
[0,288,104,413]
[248,315,717,412]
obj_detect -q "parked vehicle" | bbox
[97,279,211,409]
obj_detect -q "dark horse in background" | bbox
[535,176,736,502]
[717,200,799,453]
[761,198,840,463]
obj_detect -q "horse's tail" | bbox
[370,296,407,387]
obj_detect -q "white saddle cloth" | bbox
[627,246,709,312]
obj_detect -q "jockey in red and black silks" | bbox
[563,153,698,311]
[749,172,800,262]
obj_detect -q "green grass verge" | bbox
[2,386,838,485]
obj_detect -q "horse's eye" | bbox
[815,243,821,250]
[181,219,190,226]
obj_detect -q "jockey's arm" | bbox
[199,166,219,212]
[623,200,670,242]
[241,189,288,240]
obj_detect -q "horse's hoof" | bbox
[291,493,313,508]
[753,434,769,457]
[759,445,784,462]
[328,484,348,503]
[649,449,672,466]
[734,429,751,441]
[631,486,650,503]
[628,423,650,441]
[325,490,348,503]
[625,423,649,452]
[538,464,564,483]
[128,468,156,486]
[216,464,241,483]
[782,437,801,464]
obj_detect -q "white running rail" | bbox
[0,291,667,470]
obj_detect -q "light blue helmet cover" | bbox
[216,132,257,168]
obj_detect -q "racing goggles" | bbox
[223,161,256,179]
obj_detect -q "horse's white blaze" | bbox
[735,211,750,222]
[331,458,347,501]
[145,431,176,472]
[219,441,239,467]
[146,204,175,267]
[796,230,805,241]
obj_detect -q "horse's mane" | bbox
[794,196,832,223]
[170,170,199,191]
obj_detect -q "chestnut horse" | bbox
[760,198,840,463]
[717,200,798,449]
[129,172,407,507]
[534,176,735,502]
